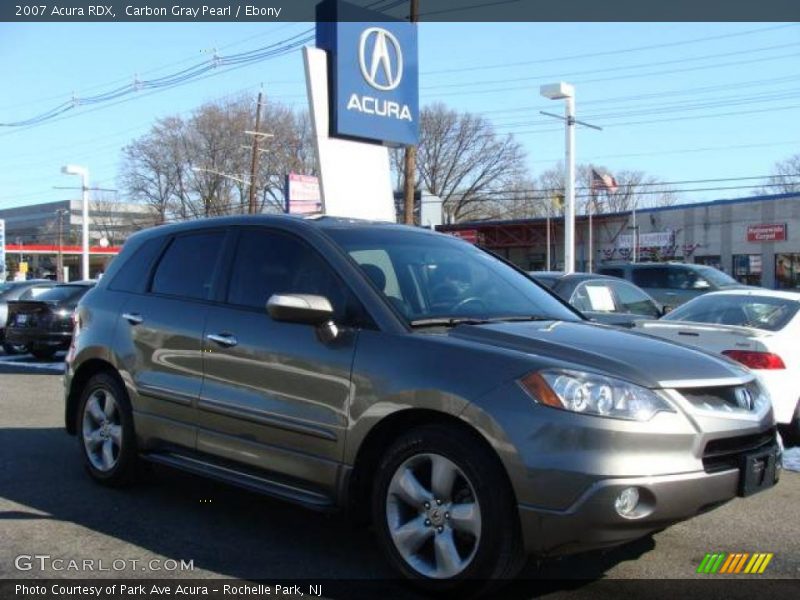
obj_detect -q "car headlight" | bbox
[519,369,675,421]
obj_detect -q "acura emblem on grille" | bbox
[734,387,754,411]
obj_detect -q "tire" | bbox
[2,342,27,355]
[30,346,57,361]
[76,372,138,486]
[372,423,524,594]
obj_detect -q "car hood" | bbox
[447,319,751,388]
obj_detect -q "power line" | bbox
[0,28,314,128]
[422,41,800,90]
[421,23,799,76]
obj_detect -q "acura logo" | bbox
[734,387,754,411]
[359,27,403,91]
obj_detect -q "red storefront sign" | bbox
[747,223,786,242]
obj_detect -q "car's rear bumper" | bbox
[5,328,71,348]
[518,453,780,556]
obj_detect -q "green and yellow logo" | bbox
[697,552,773,574]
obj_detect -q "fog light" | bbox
[614,487,640,517]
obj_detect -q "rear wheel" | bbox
[372,424,524,593]
[30,346,57,361]
[77,372,137,486]
[2,342,27,355]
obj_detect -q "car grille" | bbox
[679,382,761,414]
[702,427,777,473]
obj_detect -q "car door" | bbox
[198,227,365,494]
[631,267,674,308]
[119,229,228,451]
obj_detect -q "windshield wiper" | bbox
[409,315,555,328]
[409,317,492,328]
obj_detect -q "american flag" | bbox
[591,169,619,194]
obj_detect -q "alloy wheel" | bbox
[82,388,122,472]
[385,453,482,579]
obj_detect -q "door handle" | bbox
[207,333,238,348]
[122,312,143,325]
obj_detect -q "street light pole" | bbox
[540,83,601,273]
[61,165,89,280]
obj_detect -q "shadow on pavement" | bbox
[0,426,658,598]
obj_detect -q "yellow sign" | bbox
[19,261,28,274]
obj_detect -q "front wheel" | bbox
[372,424,524,593]
[77,372,138,486]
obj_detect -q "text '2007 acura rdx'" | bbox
[64,216,781,592]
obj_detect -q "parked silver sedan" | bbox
[64,216,780,592]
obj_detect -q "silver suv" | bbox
[64,217,780,592]
[596,262,748,310]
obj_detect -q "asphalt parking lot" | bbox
[1,353,798,597]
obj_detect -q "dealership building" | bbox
[439,192,800,290]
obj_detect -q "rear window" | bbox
[664,294,799,331]
[632,267,669,288]
[109,237,165,293]
[151,231,225,300]
[597,268,624,279]
[35,285,90,303]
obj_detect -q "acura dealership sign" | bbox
[316,0,419,146]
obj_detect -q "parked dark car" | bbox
[528,272,664,327]
[5,281,94,360]
[64,217,778,591]
[595,262,749,310]
[0,279,57,354]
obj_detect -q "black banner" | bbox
[2,579,800,600]
[1,0,800,23]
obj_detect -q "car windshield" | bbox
[324,227,579,325]
[34,285,90,303]
[694,266,738,287]
[663,294,799,331]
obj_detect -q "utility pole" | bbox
[402,0,419,225]
[248,91,264,214]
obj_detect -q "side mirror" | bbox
[267,294,334,325]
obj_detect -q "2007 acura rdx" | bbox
[64,216,781,591]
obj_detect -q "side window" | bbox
[349,249,402,298]
[610,281,660,317]
[151,232,225,300]
[109,237,164,293]
[632,268,668,288]
[666,267,696,290]
[226,229,370,326]
[571,283,617,313]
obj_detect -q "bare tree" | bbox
[759,153,800,195]
[120,95,316,221]
[393,103,528,223]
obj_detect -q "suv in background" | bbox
[64,217,779,591]
[596,262,748,310]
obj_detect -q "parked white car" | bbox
[634,289,800,439]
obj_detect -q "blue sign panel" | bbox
[316,1,419,147]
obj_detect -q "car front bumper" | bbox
[518,462,778,555]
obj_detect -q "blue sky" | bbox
[0,21,798,211]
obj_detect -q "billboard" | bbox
[285,173,322,215]
[316,0,419,146]
[618,231,675,248]
[747,223,786,242]
[0,219,5,279]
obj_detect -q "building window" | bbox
[776,253,800,290]
[694,255,722,270]
[732,254,762,286]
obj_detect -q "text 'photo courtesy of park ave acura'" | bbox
[1,1,800,599]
